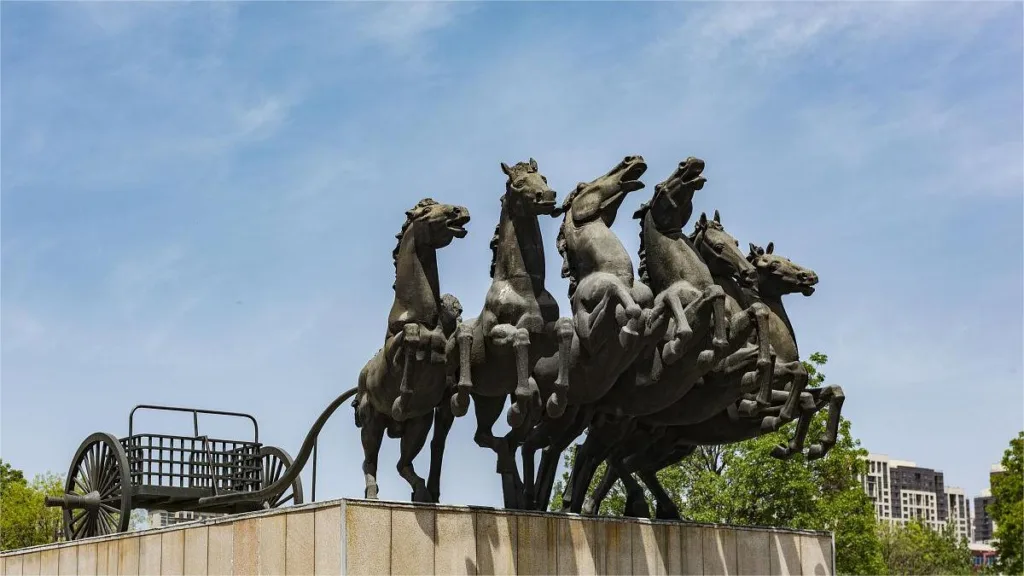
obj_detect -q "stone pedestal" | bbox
[1,499,834,575]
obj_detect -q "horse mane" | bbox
[392,198,438,289]
[488,213,502,279]
[633,201,652,285]
[556,225,578,299]
[488,161,538,278]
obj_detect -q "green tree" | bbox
[0,460,64,551]
[548,352,886,575]
[991,431,1023,575]
[878,518,972,575]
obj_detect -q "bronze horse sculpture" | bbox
[557,162,777,514]
[582,240,827,518]
[353,198,470,503]
[439,159,575,507]
[518,156,677,510]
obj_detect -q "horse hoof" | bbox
[581,498,598,516]
[713,337,728,350]
[662,341,682,365]
[696,349,716,371]
[761,416,780,432]
[546,393,566,419]
[625,499,650,519]
[655,505,682,521]
[738,399,758,416]
[807,445,825,460]
[770,444,793,460]
[365,485,379,500]
[450,393,469,417]
[391,398,407,421]
[507,405,525,428]
[618,325,639,348]
[412,485,432,503]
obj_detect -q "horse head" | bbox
[500,158,558,216]
[747,242,819,297]
[634,157,706,234]
[401,198,471,249]
[554,155,647,225]
[691,210,759,291]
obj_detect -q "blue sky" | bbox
[2,2,1021,509]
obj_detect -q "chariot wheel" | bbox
[260,446,303,508]
[54,432,132,540]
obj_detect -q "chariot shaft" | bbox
[197,387,358,508]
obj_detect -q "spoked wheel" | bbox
[46,433,132,540]
[260,446,303,508]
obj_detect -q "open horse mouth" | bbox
[616,157,648,192]
[447,214,470,238]
[679,158,707,189]
[800,285,816,296]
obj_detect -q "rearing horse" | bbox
[560,162,774,514]
[443,159,574,505]
[521,155,666,509]
[353,198,470,503]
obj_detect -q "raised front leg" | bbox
[771,391,817,460]
[807,385,845,461]
[546,317,575,418]
[574,290,614,354]
[506,327,535,429]
[391,323,421,421]
[449,322,475,417]
[724,303,772,405]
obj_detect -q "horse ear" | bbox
[713,210,721,223]
[766,242,774,254]
[698,212,708,226]
[501,162,512,176]
[749,243,763,256]
[529,158,538,171]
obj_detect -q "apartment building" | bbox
[861,453,972,542]
[972,464,1004,544]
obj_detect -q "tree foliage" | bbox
[991,431,1023,576]
[0,460,64,551]
[878,518,972,575]
[549,352,886,575]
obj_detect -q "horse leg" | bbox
[609,282,643,349]
[426,388,456,502]
[637,466,682,521]
[506,328,534,428]
[723,303,772,404]
[657,289,694,366]
[770,392,817,460]
[614,455,650,519]
[396,412,434,502]
[449,322,475,417]
[535,407,585,511]
[546,317,575,418]
[807,385,846,461]
[582,462,618,516]
[568,418,632,514]
[360,407,387,500]
[574,290,614,353]
[391,323,421,421]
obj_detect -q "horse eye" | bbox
[514,180,524,188]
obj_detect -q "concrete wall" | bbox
[1,499,834,575]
